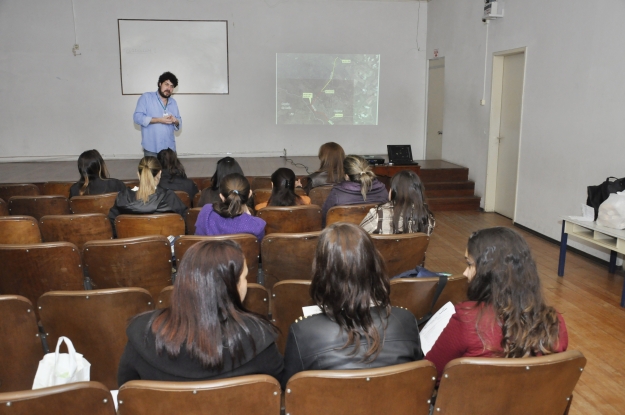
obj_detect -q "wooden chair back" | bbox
[192,192,201,208]
[253,189,272,206]
[0,381,116,415]
[156,286,174,309]
[326,203,377,226]
[0,296,43,392]
[434,350,587,415]
[261,231,320,288]
[8,195,71,220]
[250,177,272,190]
[0,198,8,216]
[370,233,430,277]
[200,178,213,190]
[122,180,139,189]
[185,207,201,235]
[0,216,42,244]
[83,236,173,298]
[69,193,118,215]
[257,205,322,235]
[115,213,185,238]
[173,190,192,208]
[0,183,40,201]
[117,375,281,415]
[270,280,314,353]
[0,242,84,315]
[285,360,437,415]
[174,234,260,283]
[42,181,74,197]
[189,177,205,191]
[390,275,468,320]
[308,186,333,207]
[433,274,469,310]
[38,288,154,390]
[40,214,113,250]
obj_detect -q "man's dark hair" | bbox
[158,72,178,88]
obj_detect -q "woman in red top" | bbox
[425,227,568,379]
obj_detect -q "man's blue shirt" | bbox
[133,91,182,153]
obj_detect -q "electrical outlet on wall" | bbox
[72,44,81,56]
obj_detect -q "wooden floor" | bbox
[428,211,625,415]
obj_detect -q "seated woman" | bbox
[117,240,283,384]
[157,148,199,200]
[303,142,345,194]
[321,155,389,225]
[108,156,188,231]
[195,173,266,241]
[281,223,423,389]
[69,149,126,198]
[255,168,311,210]
[197,157,245,207]
[360,170,435,236]
[425,227,568,379]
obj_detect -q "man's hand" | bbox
[151,116,175,124]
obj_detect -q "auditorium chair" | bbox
[250,176,272,190]
[189,177,205,191]
[261,231,320,288]
[122,180,139,189]
[8,195,71,220]
[38,288,154,390]
[0,242,84,317]
[325,203,376,226]
[0,215,42,244]
[434,350,587,415]
[0,295,43,392]
[0,381,116,415]
[69,193,118,215]
[270,280,315,353]
[253,188,272,206]
[83,236,173,298]
[184,207,201,234]
[0,198,8,216]
[284,361,437,415]
[0,183,40,201]
[308,186,333,207]
[156,286,173,309]
[371,233,430,277]
[41,181,74,197]
[199,178,212,190]
[39,213,113,250]
[174,190,192,208]
[114,213,185,239]
[256,205,322,235]
[174,234,260,283]
[192,193,201,208]
[117,375,281,415]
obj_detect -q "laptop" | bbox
[387,145,420,166]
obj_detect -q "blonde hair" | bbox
[137,156,161,204]
[344,155,376,200]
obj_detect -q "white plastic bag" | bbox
[597,192,625,229]
[32,336,91,389]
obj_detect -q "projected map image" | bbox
[277,54,380,125]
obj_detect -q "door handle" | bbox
[437,131,443,135]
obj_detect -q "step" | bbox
[427,196,481,212]
[424,181,475,198]
[418,168,469,183]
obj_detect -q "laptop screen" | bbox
[387,145,413,163]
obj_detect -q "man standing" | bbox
[133,72,182,157]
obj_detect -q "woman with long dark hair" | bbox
[281,223,423,388]
[425,227,568,379]
[118,240,283,384]
[156,148,198,199]
[360,170,435,235]
[197,157,245,207]
[303,142,346,194]
[255,168,311,210]
[69,149,126,198]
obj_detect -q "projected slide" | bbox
[276,54,380,125]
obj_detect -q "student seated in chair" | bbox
[303,142,346,194]
[69,149,126,198]
[197,156,245,207]
[255,168,311,210]
[156,148,199,200]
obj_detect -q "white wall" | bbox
[427,0,625,259]
[0,0,428,161]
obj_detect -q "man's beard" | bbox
[158,88,171,99]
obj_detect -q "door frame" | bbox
[484,47,527,218]
[423,57,445,159]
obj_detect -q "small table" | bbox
[559,217,625,307]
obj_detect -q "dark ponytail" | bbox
[214,173,251,218]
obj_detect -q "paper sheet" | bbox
[419,302,456,355]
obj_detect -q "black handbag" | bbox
[587,177,625,220]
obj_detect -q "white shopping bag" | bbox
[32,336,91,389]
[597,192,625,229]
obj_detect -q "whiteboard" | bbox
[118,20,229,95]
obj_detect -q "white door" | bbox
[426,59,444,160]
[494,52,525,218]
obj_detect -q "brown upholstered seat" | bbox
[0,216,42,244]
[41,181,74,197]
[115,213,185,239]
[434,350,587,415]
[0,242,84,314]
[270,280,314,353]
[0,183,40,201]
[117,375,281,415]
[39,214,113,250]
[370,233,430,277]
[8,195,71,220]
[325,203,377,226]
[0,198,9,216]
[69,192,118,215]
[261,231,320,288]
[184,207,201,234]
[0,381,116,415]
[83,236,173,298]
[308,186,333,207]
[173,190,192,208]
[38,288,154,390]
[250,176,272,190]
[284,360,437,415]
[174,234,260,283]
[0,295,43,392]
[256,205,322,235]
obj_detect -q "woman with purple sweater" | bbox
[195,173,266,241]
